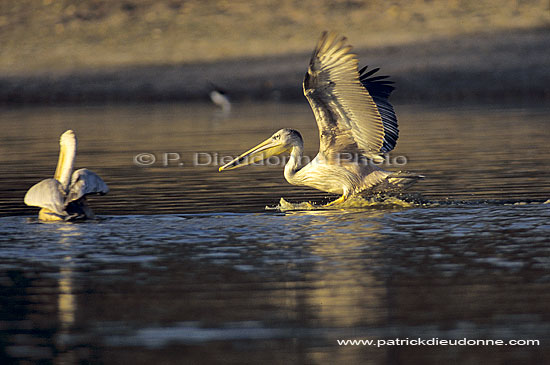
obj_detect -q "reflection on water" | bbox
[0,103,549,363]
[1,206,549,363]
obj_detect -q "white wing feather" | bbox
[65,169,109,205]
[24,178,66,214]
[303,32,387,161]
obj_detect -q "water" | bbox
[1,102,549,364]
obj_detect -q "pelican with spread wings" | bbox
[219,32,421,205]
[24,130,109,221]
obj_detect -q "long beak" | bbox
[219,138,286,171]
[54,144,66,181]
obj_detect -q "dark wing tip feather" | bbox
[359,65,395,98]
[364,75,391,82]
[359,65,379,78]
[359,65,399,153]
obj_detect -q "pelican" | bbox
[219,32,421,205]
[24,130,109,221]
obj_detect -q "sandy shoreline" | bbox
[1,28,548,104]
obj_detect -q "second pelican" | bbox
[24,130,109,221]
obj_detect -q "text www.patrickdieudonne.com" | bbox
[337,338,540,347]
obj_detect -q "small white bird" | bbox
[209,83,231,113]
[24,130,109,221]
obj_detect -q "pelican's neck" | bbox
[284,143,304,184]
[54,131,77,192]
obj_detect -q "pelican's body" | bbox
[219,32,421,204]
[24,130,108,221]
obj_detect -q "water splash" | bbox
[270,194,419,211]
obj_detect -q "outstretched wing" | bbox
[24,178,66,214]
[303,32,398,161]
[65,169,109,205]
